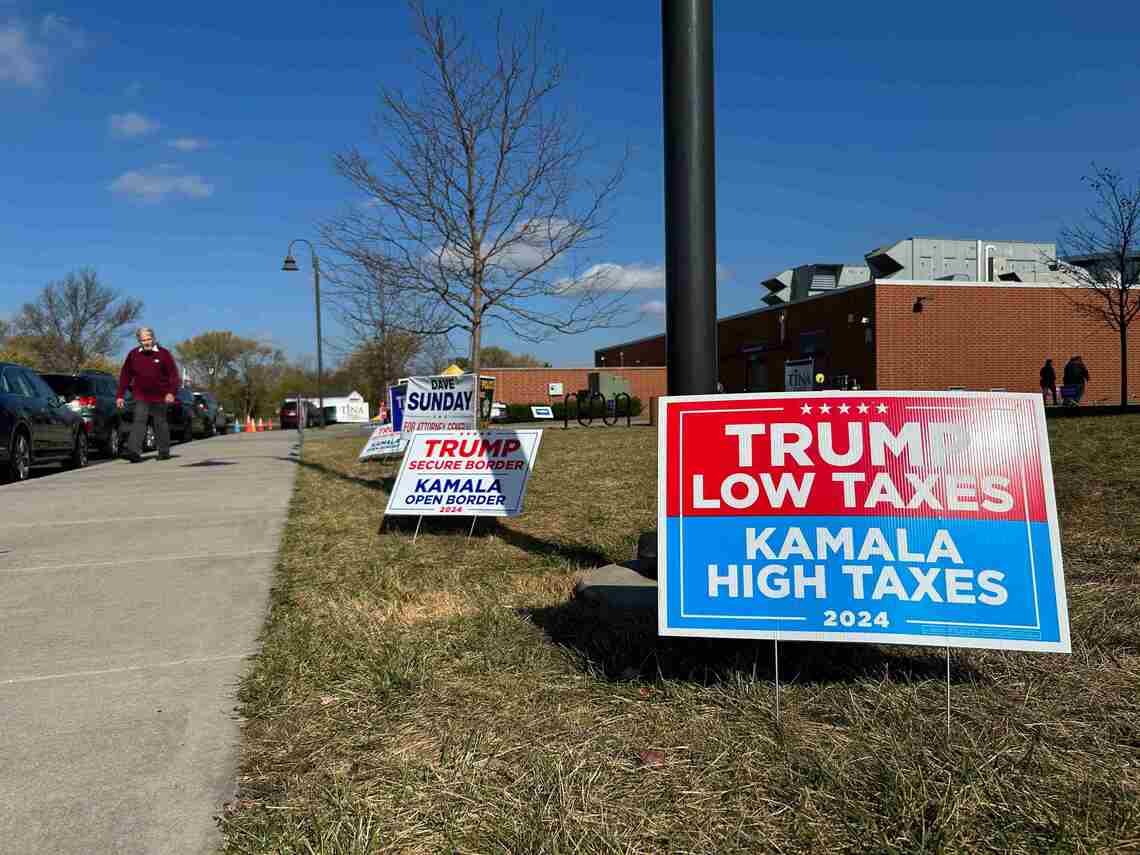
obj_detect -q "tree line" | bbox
[0,268,551,420]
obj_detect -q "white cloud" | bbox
[109,112,160,138]
[109,165,214,203]
[565,262,666,292]
[640,299,666,317]
[0,14,86,88]
[167,137,210,152]
[40,14,85,49]
[560,260,736,293]
[0,21,40,86]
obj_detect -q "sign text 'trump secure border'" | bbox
[657,391,1070,652]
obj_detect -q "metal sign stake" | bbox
[412,515,423,545]
[945,645,952,740]
[467,516,477,541]
[774,633,781,726]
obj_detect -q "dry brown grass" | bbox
[221,419,1140,854]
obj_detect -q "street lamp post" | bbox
[662,0,718,395]
[281,239,325,428]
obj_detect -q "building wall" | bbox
[596,286,876,393]
[717,287,876,392]
[594,279,1138,404]
[875,282,1140,402]
[595,337,666,369]
[486,366,667,404]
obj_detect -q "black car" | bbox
[192,390,227,436]
[40,370,123,458]
[118,385,205,450]
[279,399,320,430]
[0,362,89,481]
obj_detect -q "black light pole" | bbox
[662,0,718,395]
[281,239,325,427]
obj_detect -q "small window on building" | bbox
[799,329,828,355]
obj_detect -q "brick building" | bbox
[485,366,666,405]
[595,236,1138,404]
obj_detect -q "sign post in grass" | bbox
[658,390,1072,728]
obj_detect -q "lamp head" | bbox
[281,254,299,272]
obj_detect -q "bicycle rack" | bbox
[562,392,579,429]
[563,391,633,428]
[613,392,632,427]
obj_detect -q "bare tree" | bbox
[174,330,261,388]
[323,1,630,391]
[1055,166,1140,407]
[12,269,143,372]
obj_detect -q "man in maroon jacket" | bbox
[116,326,179,462]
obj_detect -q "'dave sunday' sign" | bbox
[658,391,1070,653]
[385,430,542,517]
[403,373,477,433]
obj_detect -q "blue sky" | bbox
[2,0,1137,367]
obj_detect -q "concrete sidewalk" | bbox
[0,430,297,854]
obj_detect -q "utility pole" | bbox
[662,0,718,395]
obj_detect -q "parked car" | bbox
[117,385,205,450]
[279,398,321,429]
[0,362,89,481]
[192,390,227,436]
[40,370,123,457]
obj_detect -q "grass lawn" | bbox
[220,418,1140,854]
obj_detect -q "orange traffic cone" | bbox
[256,417,264,432]
[245,416,254,433]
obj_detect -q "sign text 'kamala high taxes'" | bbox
[657,392,1070,652]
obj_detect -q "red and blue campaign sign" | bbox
[657,392,1070,652]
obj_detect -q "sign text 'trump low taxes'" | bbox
[658,391,1070,652]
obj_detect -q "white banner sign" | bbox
[385,430,543,517]
[531,405,554,419]
[358,424,406,460]
[404,374,476,433]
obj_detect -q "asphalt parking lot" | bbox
[0,430,297,854]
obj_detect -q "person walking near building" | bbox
[1062,355,1091,405]
[1039,358,1057,405]
[116,326,179,462]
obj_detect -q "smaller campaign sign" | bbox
[404,374,476,433]
[385,430,543,517]
[359,424,406,460]
[389,384,406,433]
[659,391,1070,653]
[531,405,554,419]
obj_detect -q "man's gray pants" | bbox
[126,400,171,456]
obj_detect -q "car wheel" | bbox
[145,422,157,452]
[66,430,89,469]
[183,419,194,443]
[8,431,31,482]
[208,420,217,437]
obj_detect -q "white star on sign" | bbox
[818,403,831,414]
[857,402,870,414]
[838,403,850,414]
[801,403,812,414]
[876,403,888,414]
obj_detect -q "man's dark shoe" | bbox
[124,452,143,463]
[157,453,171,461]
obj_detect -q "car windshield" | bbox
[41,375,90,400]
